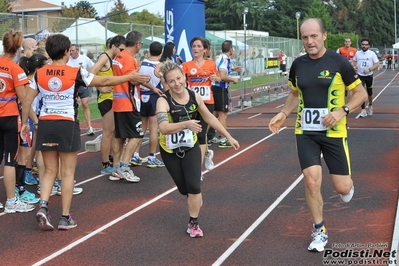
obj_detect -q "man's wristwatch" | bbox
[343,105,350,116]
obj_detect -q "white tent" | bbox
[61,18,117,45]
[393,42,399,49]
[211,31,249,50]
[145,36,165,44]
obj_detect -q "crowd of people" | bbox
[0,28,241,237]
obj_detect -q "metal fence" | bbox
[0,13,302,73]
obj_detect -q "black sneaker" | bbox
[36,207,54,231]
[58,214,77,230]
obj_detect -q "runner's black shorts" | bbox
[98,99,113,117]
[212,85,229,112]
[296,134,351,175]
[36,120,81,152]
[140,94,159,117]
[197,103,214,144]
[0,116,19,166]
[358,75,373,95]
[114,110,144,139]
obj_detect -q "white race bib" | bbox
[166,129,194,149]
[192,86,210,101]
[141,95,150,103]
[301,108,328,131]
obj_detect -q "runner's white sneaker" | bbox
[112,169,140,182]
[204,150,214,170]
[359,110,367,117]
[87,127,95,136]
[308,228,328,252]
[339,186,354,203]
[123,169,140,183]
[367,107,373,116]
[4,198,35,213]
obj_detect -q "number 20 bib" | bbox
[192,86,210,101]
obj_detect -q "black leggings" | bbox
[160,143,202,195]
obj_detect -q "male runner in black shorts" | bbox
[269,18,367,253]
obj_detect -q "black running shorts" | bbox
[212,86,229,112]
[114,110,144,139]
[296,134,351,175]
[36,120,81,152]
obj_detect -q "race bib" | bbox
[192,86,210,101]
[141,95,150,103]
[301,108,328,131]
[165,129,194,149]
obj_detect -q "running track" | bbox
[0,70,398,266]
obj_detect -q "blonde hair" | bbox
[159,60,183,80]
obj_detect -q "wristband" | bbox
[280,111,288,118]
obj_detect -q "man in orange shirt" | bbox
[336,38,357,63]
[110,30,150,182]
[337,38,358,99]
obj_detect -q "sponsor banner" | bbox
[165,0,206,62]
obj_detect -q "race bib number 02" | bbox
[192,86,210,101]
[166,129,194,149]
[301,108,328,131]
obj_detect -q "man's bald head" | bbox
[22,38,37,57]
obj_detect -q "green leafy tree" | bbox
[205,0,271,31]
[105,0,130,35]
[0,0,14,38]
[266,0,312,38]
[107,0,129,23]
[131,9,163,26]
[75,0,98,18]
[353,0,394,47]
[52,1,98,32]
[304,0,333,33]
[326,0,359,33]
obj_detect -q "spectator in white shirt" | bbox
[67,44,95,135]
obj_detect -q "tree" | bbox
[353,0,394,47]
[205,0,271,31]
[106,0,130,35]
[266,0,312,38]
[52,1,98,32]
[107,0,129,23]
[0,0,14,38]
[326,0,359,33]
[131,9,163,26]
[304,0,333,33]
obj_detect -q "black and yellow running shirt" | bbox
[159,89,199,154]
[288,50,362,138]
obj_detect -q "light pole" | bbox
[242,6,248,103]
[395,0,397,43]
[295,12,301,40]
[243,6,248,75]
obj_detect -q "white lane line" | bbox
[213,147,322,266]
[31,128,287,265]
[32,187,178,266]
[355,71,399,119]
[247,113,262,119]
[276,104,284,108]
[212,173,304,266]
